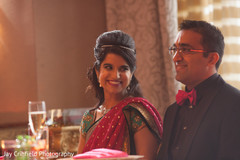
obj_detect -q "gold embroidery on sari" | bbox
[127,103,161,140]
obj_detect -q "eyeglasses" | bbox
[168,46,208,57]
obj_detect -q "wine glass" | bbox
[28,101,46,140]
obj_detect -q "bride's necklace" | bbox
[99,105,111,115]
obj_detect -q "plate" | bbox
[58,155,144,160]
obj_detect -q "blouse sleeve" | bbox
[80,110,94,137]
[130,108,147,133]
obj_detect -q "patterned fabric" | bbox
[81,97,163,153]
[130,110,146,133]
[80,111,95,137]
[80,107,145,137]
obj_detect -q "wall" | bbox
[0,0,106,126]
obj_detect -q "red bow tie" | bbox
[176,88,197,106]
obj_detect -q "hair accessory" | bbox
[100,45,135,53]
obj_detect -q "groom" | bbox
[159,20,240,160]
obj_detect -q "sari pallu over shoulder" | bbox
[82,97,163,153]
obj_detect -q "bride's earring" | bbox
[99,79,102,87]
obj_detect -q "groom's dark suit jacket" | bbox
[159,74,240,160]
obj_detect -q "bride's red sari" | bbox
[82,97,163,153]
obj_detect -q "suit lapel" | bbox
[181,76,224,160]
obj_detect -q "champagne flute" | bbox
[28,101,46,140]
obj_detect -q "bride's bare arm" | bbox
[77,130,86,154]
[134,127,159,160]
